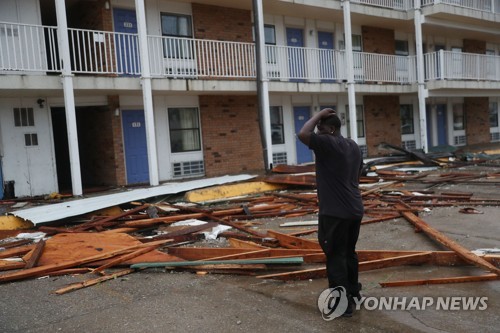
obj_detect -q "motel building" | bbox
[0,0,499,198]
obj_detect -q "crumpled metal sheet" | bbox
[11,174,255,225]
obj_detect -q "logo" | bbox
[353,296,488,311]
[317,286,349,320]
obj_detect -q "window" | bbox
[345,105,365,138]
[490,102,498,128]
[339,34,362,52]
[453,104,465,130]
[14,108,34,127]
[270,106,284,145]
[395,40,409,56]
[400,104,414,134]
[265,25,277,64]
[161,13,193,59]
[168,108,201,153]
[24,133,38,146]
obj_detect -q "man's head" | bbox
[316,111,341,135]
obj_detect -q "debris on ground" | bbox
[1,147,499,294]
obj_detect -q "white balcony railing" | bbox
[421,0,500,13]
[353,52,417,83]
[424,50,500,81]
[68,28,141,75]
[4,23,500,86]
[0,22,59,73]
[351,0,413,11]
[148,36,256,78]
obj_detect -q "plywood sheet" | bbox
[29,233,179,266]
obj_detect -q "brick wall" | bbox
[192,4,253,42]
[362,26,395,54]
[69,0,110,29]
[464,97,490,145]
[463,39,486,54]
[108,95,126,185]
[199,95,264,176]
[363,95,401,156]
[192,4,254,78]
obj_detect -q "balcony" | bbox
[1,22,499,88]
[353,0,500,13]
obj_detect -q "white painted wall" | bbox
[0,98,57,197]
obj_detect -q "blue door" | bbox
[286,28,305,82]
[436,104,447,146]
[318,31,335,82]
[122,110,149,184]
[294,107,313,164]
[113,8,140,75]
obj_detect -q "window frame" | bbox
[168,107,202,153]
[270,106,284,145]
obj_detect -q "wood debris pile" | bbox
[1,158,500,294]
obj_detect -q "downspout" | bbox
[55,0,83,196]
[253,0,273,171]
[342,0,358,142]
[414,0,429,153]
[135,0,159,185]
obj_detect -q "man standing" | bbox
[297,108,364,317]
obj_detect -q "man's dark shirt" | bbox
[309,132,364,220]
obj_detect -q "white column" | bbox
[342,0,358,142]
[414,0,429,152]
[253,0,273,170]
[55,0,82,196]
[135,0,159,185]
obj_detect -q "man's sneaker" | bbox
[342,295,355,317]
[353,282,363,302]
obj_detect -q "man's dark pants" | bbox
[318,215,361,296]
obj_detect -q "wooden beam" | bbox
[54,268,135,295]
[228,238,267,249]
[266,230,321,250]
[359,252,432,271]
[0,260,25,271]
[92,243,166,274]
[0,245,35,259]
[398,205,500,275]
[130,257,304,269]
[24,239,46,269]
[257,267,326,280]
[380,274,499,287]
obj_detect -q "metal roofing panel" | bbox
[12,174,255,225]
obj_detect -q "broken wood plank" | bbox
[167,246,322,261]
[202,249,271,261]
[218,232,280,247]
[0,260,25,271]
[92,243,166,274]
[0,245,35,259]
[359,252,432,271]
[0,239,171,283]
[267,230,321,250]
[24,239,45,269]
[288,228,318,237]
[130,257,304,269]
[280,221,317,227]
[228,238,267,249]
[397,204,500,275]
[257,267,326,280]
[55,268,135,295]
[380,274,499,287]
